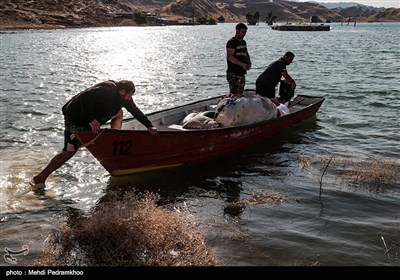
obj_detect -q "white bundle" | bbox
[215,95,278,127]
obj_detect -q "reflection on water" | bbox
[106,116,321,211]
[1,23,399,266]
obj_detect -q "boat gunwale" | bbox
[73,94,325,175]
[85,94,325,134]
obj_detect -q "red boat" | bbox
[73,94,325,176]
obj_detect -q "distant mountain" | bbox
[232,0,344,22]
[360,7,400,22]
[158,0,394,23]
[315,1,386,18]
[162,0,241,21]
[333,5,384,18]
[0,0,398,29]
[317,2,377,9]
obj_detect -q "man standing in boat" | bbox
[226,23,252,98]
[256,51,296,102]
[31,80,157,189]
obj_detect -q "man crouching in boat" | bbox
[31,80,157,189]
[255,51,296,104]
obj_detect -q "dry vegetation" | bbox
[300,154,400,258]
[381,235,400,261]
[26,156,400,266]
[34,190,217,266]
[339,158,400,187]
[224,191,286,214]
[299,154,400,191]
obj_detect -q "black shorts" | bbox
[256,80,276,98]
[63,127,81,152]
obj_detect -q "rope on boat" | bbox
[289,96,306,107]
[81,129,105,147]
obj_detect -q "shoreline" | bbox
[1,20,399,31]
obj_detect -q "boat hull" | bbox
[74,95,324,176]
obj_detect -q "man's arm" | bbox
[124,101,157,134]
[125,101,152,127]
[282,72,296,90]
[227,48,250,70]
[246,51,251,69]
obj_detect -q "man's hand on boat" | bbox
[147,126,158,135]
[89,119,101,134]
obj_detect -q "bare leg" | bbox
[110,109,123,129]
[33,150,76,185]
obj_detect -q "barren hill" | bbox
[0,0,398,29]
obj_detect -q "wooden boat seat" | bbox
[167,124,188,131]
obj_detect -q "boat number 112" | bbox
[112,141,132,156]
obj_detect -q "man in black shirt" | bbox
[226,23,252,97]
[31,80,157,188]
[256,51,296,100]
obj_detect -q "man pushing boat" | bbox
[31,80,157,189]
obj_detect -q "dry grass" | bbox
[225,191,286,210]
[34,191,217,266]
[301,155,400,261]
[222,190,287,216]
[300,154,400,189]
[338,158,399,186]
[381,235,400,261]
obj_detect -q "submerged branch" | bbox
[319,155,334,198]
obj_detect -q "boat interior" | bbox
[120,97,220,131]
[102,94,318,132]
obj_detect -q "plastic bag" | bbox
[215,95,277,127]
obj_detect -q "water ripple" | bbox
[1,23,400,266]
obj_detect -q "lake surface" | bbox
[0,22,399,267]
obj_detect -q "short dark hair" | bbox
[236,23,248,30]
[285,51,295,58]
[117,80,135,93]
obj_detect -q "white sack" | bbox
[182,112,219,129]
[215,95,278,127]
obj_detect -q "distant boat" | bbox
[271,24,330,31]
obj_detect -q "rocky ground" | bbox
[0,0,399,30]
[0,0,144,30]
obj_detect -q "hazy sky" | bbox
[296,1,399,9]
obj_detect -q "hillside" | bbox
[0,0,399,29]
[0,0,134,29]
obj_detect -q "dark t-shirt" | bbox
[62,80,152,128]
[226,37,250,75]
[256,57,287,87]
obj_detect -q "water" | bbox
[0,23,399,267]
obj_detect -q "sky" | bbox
[296,1,400,9]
